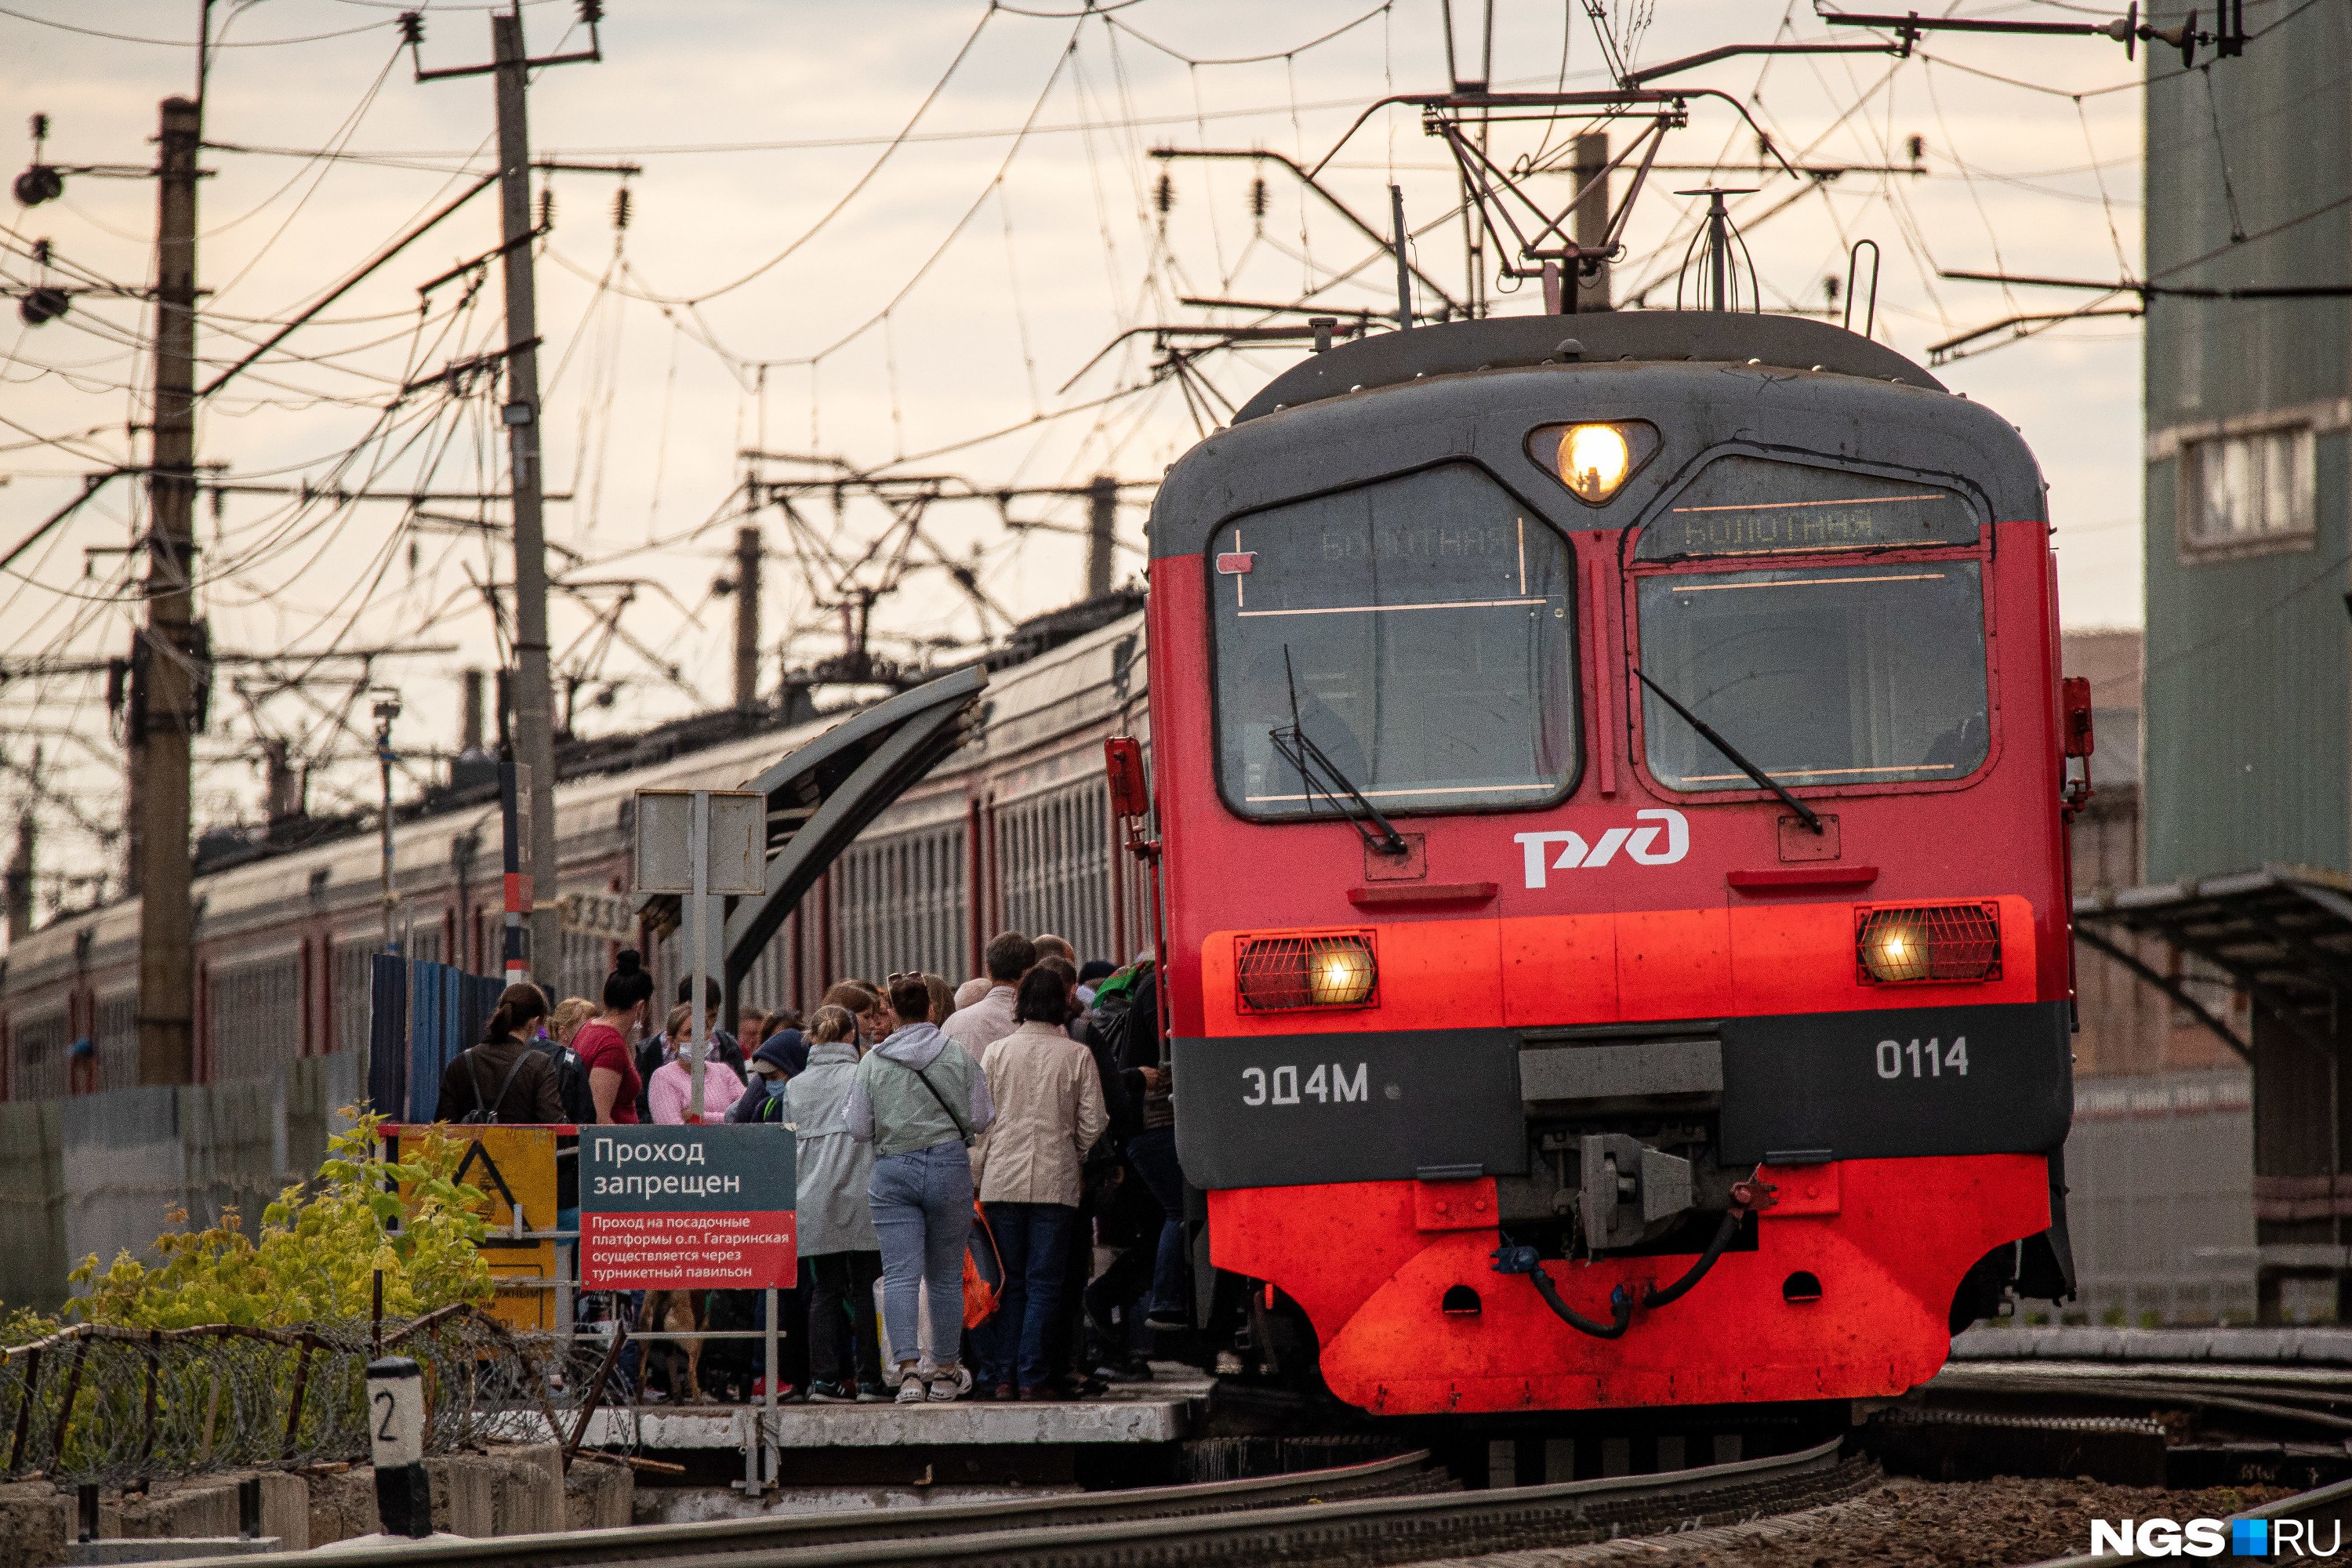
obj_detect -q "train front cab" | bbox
[1147,314,2076,1418]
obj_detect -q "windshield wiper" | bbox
[1271,648,1409,857]
[1633,666,1824,834]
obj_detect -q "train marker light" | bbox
[1236,933,1377,1011]
[1855,903,2001,985]
[1525,419,1659,505]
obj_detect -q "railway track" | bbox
[1882,1358,2352,1490]
[197,1437,1864,1568]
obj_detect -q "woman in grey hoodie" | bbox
[844,975,996,1403]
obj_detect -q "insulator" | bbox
[1907,133,1926,165]
[612,186,631,230]
[578,0,603,23]
[1154,172,1174,216]
[17,286,67,327]
[13,165,61,206]
[536,187,555,230]
[30,237,49,267]
[28,113,46,143]
[1824,274,1842,305]
[397,10,423,46]
[1249,176,1269,220]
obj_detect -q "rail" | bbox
[184,1435,1860,1568]
[2023,1471,2352,1567]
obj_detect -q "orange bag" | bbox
[964,1200,1005,1327]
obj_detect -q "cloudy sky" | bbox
[0,0,2153,912]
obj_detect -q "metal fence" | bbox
[0,1306,594,1486]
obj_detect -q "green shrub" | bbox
[67,1111,492,1329]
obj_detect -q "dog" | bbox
[638,1289,707,1403]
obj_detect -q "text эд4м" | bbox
[2089,1515,2342,1558]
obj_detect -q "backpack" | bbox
[535,1040,598,1125]
[458,1047,533,1126]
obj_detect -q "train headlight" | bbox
[1855,904,2002,985]
[1236,933,1377,1012]
[1526,419,1658,506]
[1562,423,1632,501]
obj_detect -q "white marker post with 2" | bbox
[366,1356,430,1539]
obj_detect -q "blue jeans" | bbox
[979,1201,1077,1391]
[869,1140,973,1367]
[1126,1128,1189,1316]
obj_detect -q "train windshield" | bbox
[1638,562,1989,791]
[1212,463,1577,820]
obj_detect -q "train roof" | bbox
[0,608,1148,992]
[1153,311,2039,560]
[1235,313,1943,424]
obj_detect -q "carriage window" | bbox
[1212,463,1577,819]
[1635,455,1981,560]
[1637,561,1990,792]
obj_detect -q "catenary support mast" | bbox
[134,95,205,1087]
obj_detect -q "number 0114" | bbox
[1876,1036,1968,1080]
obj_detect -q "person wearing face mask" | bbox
[728,1029,805,1123]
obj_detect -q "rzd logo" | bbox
[1515,809,1689,888]
[2091,1515,2339,1557]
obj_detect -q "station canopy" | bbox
[2073,864,2352,1061]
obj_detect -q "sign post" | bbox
[582,1122,795,1490]
[633,789,764,1120]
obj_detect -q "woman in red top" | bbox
[573,949,655,1123]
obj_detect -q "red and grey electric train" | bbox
[1146,311,2078,1418]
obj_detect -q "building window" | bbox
[2180,426,2315,556]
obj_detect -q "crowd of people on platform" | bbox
[431,929,1183,1403]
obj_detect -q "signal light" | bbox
[1235,933,1377,1012]
[1855,903,2001,985]
[1526,419,1659,506]
[1563,424,1631,501]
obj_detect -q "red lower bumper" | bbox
[1209,1153,2049,1414]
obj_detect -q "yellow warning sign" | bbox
[390,1126,561,1332]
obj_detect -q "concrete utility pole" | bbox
[490,12,562,975]
[412,5,601,976]
[1573,132,1612,312]
[5,810,34,943]
[1085,477,1116,600]
[375,697,401,951]
[733,525,761,717]
[134,95,207,1087]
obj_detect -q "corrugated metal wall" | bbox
[2142,0,2351,881]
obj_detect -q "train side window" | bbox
[1634,455,1981,561]
[1632,456,1991,795]
[1210,463,1578,821]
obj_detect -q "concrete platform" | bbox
[578,1394,1195,1450]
